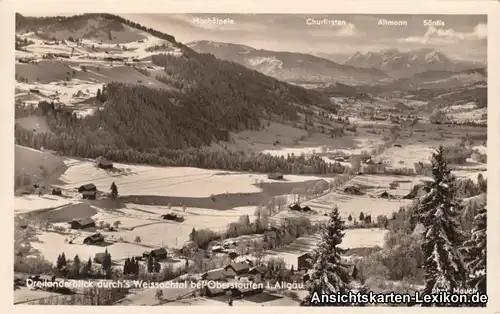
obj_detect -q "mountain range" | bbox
[188,41,485,87]
[342,48,485,79]
[187,40,390,85]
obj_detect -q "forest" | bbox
[15,81,346,176]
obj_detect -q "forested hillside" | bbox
[15,95,346,175]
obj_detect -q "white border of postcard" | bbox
[1,0,499,313]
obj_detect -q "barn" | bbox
[93,252,107,264]
[97,159,113,170]
[267,172,284,180]
[83,233,105,245]
[297,252,313,270]
[149,248,168,260]
[82,190,97,200]
[344,186,363,195]
[161,213,184,222]
[301,205,312,212]
[78,183,97,193]
[201,267,236,281]
[69,218,95,230]
[224,262,251,275]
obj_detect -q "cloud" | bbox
[398,23,486,44]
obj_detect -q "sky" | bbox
[21,13,487,61]
[119,14,486,61]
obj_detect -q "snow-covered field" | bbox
[347,174,428,197]
[16,80,102,105]
[299,190,412,220]
[92,204,260,247]
[57,159,324,197]
[14,287,60,304]
[376,144,435,169]
[31,231,148,264]
[261,137,384,159]
[446,108,487,124]
[15,195,74,214]
[15,31,183,111]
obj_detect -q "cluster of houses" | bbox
[93,247,168,265]
[288,203,312,212]
[211,240,241,259]
[200,260,267,298]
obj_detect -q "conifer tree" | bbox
[73,254,81,277]
[147,254,154,273]
[418,146,467,306]
[189,227,197,242]
[110,182,118,198]
[124,258,130,275]
[460,206,486,298]
[57,252,67,270]
[302,206,351,306]
[102,249,112,275]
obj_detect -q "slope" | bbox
[15,14,344,173]
[14,144,67,191]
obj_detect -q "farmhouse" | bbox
[302,205,312,212]
[78,183,97,193]
[69,218,95,229]
[97,159,113,169]
[248,266,267,281]
[82,190,97,200]
[379,191,395,199]
[344,186,363,195]
[78,183,97,200]
[93,252,107,264]
[201,267,237,281]
[148,248,168,260]
[289,203,312,212]
[161,213,184,222]
[267,171,284,180]
[83,233,105,245]
[297,252,313,270]
[224,262,251,275]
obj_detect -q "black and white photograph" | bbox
[13,11,488,307]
